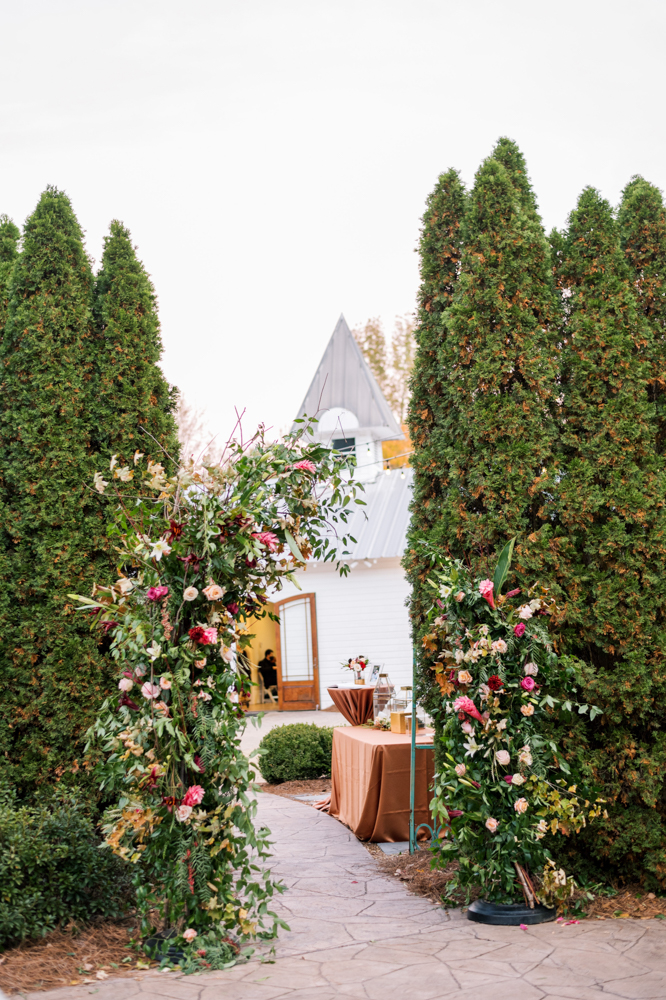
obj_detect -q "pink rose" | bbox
[503,775,514,784]
[182,784,205,807]
[514,622,526,637]
[176,804,193,823]
[453,695,484,724]
[251,531,280,552]
[202,583,225,601]
[141,682,160,700]
[183,928,197,943]
[292,459,316,473]
[118,677,134,692]
[159,675,172,690]
[514,797,528,814]
[521,676,536,692]
[478,579,495,609]
[146,585,169,601]
[201,627,218,645]
[485,817,499,833]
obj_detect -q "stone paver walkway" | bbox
[31,792,666,1000]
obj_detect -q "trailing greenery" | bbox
[0,190,178,795]
[0,789,132,947]
[258,723,334,784]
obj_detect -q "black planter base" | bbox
[143,929,185,962]
[467,898,557,925]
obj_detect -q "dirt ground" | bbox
[0,917,161,995]
[260,777,331,799]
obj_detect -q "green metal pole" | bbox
[409,648,416,854]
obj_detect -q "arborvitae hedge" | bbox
[404,169,466,703]
[92,220,179,468]
[0,215,20,331]
[436,149,559,570]
[552,188,666,885]
[0,193,178,794]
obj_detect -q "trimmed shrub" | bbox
[0,791,132,947]
[258,724,334,784]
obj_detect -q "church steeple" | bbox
[293,315,404,481]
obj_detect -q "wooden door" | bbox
[274,593,319,710]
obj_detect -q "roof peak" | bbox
[293,315,403,442]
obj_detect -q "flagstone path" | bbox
[31,791,666,1000]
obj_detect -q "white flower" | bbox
[147,642,161,661]
[176,805,193,823]
[529,598,542,612]
[118,677,133,692]
[206,675,215,688]
[150,539,172,561]
[183,587,199,601]
[197,690,212,701]
[463,737,480,758]
[93,472,109,494]
[461,721,474,736]
[517,605,533,620]
[455,649,465,664]
[221,646,234,663]
[141,682,160,700]
[495,750,510,766]
[524,661,538,676]
[511,773,525,786]
[518,745,533,766]
[454,763,466,777]
[521,703,535,717]
[109,455,118,471]
[514,798,528,814]
[133,450,144,465]
[478,683,491,702]
[440,585,453,599]
[491,639,508,654]
[496,718,507,731]
[536,819,548,834]
[114,466,134,482]
[479,624,489,636]
[485,817,499,833]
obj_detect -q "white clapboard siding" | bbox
[274,556,414,707]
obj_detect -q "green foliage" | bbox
[404,168,466,709]
[0,214,20,331]
[258,723,334,784]
[0,791,131,947]
[0,192,178,795]
[546,187,666,886]
[92,220,179,467]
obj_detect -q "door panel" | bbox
[274,594,319,710]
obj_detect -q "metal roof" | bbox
[321,467,414,562]
[292,315,404,442]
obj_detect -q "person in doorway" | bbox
[258,649,278,700]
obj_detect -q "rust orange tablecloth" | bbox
[329,726,435,842]
[327,685,374,725]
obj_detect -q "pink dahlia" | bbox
[252,531,280,552]
[453,695,484,724]
[478,579,495,609]
[146,585,169,601]
[182,784,205,807]
[292,459,316,473]
[514,622,526,637]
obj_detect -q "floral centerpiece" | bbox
[420,541,605,913]
[73,420,361,965]
[341,656,369,684]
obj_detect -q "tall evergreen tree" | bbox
[92,220,179,469]
[436,151,559,573]
[618,176,666,454]
[404,169,466,701]
[551,187,666,883]
[0,215,20,332]
[491,136,540,223]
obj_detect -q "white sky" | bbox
[2,0,665,440]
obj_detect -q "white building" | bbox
[247,315,415,711]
